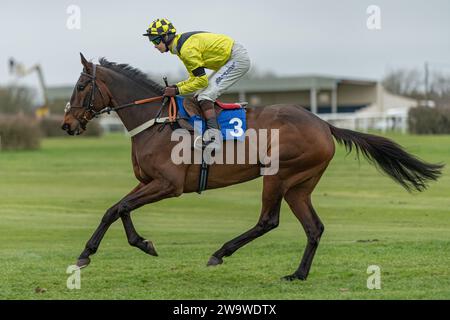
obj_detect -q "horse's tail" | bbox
[327,124,444,192]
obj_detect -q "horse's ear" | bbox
[80,52,91,71]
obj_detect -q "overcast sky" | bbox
[1,0,450,91]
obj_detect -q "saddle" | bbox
[173,97,248,194]
[183,97,245,117]
[177,97,247,132]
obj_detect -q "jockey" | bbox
[143,18,251,148]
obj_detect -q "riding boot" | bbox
[205,116,220,131]
[199,100,221,151]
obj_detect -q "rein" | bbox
[97,95,178,123]
[108,95,178,138]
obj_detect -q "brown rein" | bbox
[90,92,178,123]
[133,96,178,123]
[73,64,178,125]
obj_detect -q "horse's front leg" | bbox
[121,211,158,257]
[76,179,182,268]
[76,183,144,268]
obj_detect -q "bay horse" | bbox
[62,53,443,280]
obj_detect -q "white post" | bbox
[363,117,369,133]
[401,114,407,134]
[331,85,338,114]
[239,90,246,102]
[310,87,317,114]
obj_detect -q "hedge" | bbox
[408,107,450,134]
[0,115,41,150]
[40,117,103,137]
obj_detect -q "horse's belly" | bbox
[183,163,261,193]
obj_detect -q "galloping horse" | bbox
[62,54,442,280]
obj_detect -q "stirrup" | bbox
[193,135,221,151]
[194,136,203,150]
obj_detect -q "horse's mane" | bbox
[99,57,164,95]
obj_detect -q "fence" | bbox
[98,114,127,133]
[98,109,410,135]
[318,109,409,133]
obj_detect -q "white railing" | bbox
[98,109,410,135]
[318,110,409,133]
[98,114,127,133]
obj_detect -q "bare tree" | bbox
[383,68,450,108]
[382,68,423,98]
[430,71,450,108]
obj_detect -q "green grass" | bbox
[0,132,449,299]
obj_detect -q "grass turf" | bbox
[0,132,449,299]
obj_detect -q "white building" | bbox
[48,75,418,133]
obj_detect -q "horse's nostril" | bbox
[62,123,69,131]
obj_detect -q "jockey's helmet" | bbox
[142,18,176,40]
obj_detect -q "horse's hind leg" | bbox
[207,175,283,266]
[282,181,324,281]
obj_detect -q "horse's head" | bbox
[62,53,113,135]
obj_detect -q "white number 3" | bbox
[229,117,244,137]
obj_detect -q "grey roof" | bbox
[46,75,378,100]
[227,75,377,93]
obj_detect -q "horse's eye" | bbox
[77,85,85,91]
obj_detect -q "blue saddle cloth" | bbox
[175,96,246,141]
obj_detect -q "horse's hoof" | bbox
[282,273,306,281]
[143,240,158,256]
[207,256,223,266]
[76,257,90,269]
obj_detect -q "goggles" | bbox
[148,36,162,45]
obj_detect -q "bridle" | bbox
[65,63,178,132]
[65,63,114,129]
[80,63,103,116]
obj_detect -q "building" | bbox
[220,75,418,115]
[47,75,418,132]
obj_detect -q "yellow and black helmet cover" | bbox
[143,18,176,39]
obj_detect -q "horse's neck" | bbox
[105,73,164,132]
